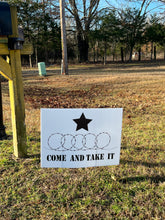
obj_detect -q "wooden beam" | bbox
[0,56,12,80]
[0,43,9,55]
[0,37,8,44]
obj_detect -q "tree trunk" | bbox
[151,42,153,60]
[93,45,95,63]
[77,34,89,63]
[121,47,124,62]
[138,48,141,61]
[96,41,99,62]
[104,41,107,65]
[35,47,38,67]
[129,45,134,62]
[45,46,48,64]
[154,45,156,61]
[29,55,32,68]
[129,43,135,62]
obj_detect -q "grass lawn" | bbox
[0,62,165,219]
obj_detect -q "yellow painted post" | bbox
[8,6,27,157]
[0,56,12,80]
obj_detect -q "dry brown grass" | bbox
[1,62,165,219]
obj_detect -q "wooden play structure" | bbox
[0,3,33,158]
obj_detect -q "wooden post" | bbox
[8,6,27,157]
[59,0,68,75]
[0,78,7,140]
[0,6,33,157]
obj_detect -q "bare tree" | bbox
[66,0,100,62]
[122,0,165,14]
[105,0,164,61]
[106,0,164,14]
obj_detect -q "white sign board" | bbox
[41,108,123,168]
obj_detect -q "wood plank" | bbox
[0,43,9,55]
[0,37,8,44]
[0,56,12,80]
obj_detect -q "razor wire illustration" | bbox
[47,132,111,151]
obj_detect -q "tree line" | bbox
[7,0,165,65]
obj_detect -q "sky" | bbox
[99,0,165,15]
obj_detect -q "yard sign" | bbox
[41,108,123,168]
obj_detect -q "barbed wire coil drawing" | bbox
[47,132,111,151]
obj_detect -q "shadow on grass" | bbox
[27,136,40,142]
[120,159,165,168]
[21,61,165,78]
[119,175,165,184]
[27,154,40,159]
[0,135,13,141]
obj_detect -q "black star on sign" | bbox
[73,113,92,131]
